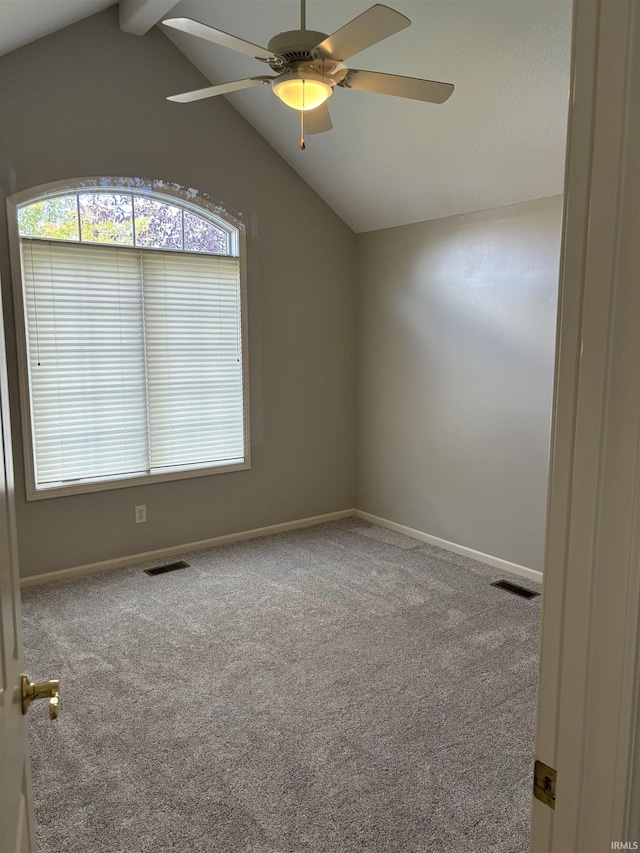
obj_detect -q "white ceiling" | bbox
[0,0,573,233]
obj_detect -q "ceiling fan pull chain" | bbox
[299,81,307,149]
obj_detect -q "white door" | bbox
[0,291,35,849]
[531,0,640,848]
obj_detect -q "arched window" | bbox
[17,189,236,254]
[9,179,249,498]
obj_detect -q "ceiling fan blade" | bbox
[162,17,276,61]
[341,70,454,103]
[304,103,333,135]
[313,4,410,62]
[167,77,273,103]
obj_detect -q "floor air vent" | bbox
[491,579,540,599]
[144,560,190,577]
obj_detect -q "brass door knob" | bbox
[20,674,60,720]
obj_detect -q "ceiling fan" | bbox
[163,1,454,148]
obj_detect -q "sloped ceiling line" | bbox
[119,0,178,35]
[0,0,573,232]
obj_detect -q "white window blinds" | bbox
[20,239,245,490]
[143,252,245,470]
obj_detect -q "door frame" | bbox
[531,0,640,848]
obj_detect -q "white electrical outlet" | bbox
[135,505,147,524]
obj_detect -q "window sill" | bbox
[26,459,251,501]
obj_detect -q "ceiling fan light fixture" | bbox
[272,72,333,111]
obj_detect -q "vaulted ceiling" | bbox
[0,0,573,232]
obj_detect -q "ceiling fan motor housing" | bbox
[267,30,328,63]
[266,29,348,105]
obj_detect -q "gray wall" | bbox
[0,8,357,578]
[356,197,562,572]
[0,8,562,579]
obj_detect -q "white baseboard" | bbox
[19,509,354,588]
[20,506,543,588]
[353,510,544,584]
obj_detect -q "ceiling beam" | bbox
[119,0,178,36]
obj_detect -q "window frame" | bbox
[7,177,251,501]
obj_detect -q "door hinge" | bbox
[533,760,557,809]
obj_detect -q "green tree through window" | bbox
[18,192,229,254]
